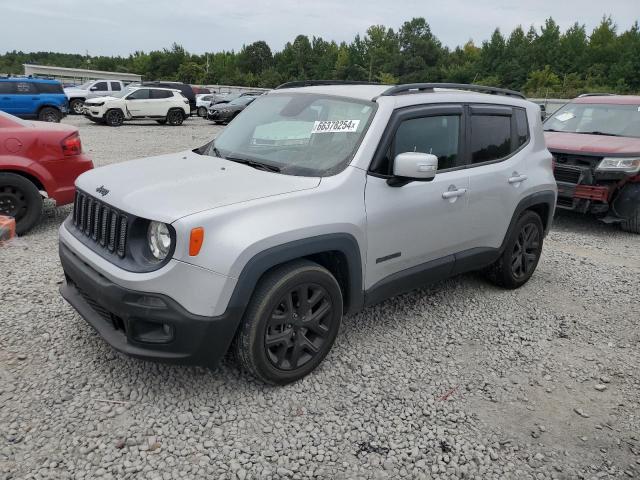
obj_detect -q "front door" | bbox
[124,88,151,117]
[364,106,472,290]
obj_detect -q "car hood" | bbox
[544,131,640,155]
[75,150,321,223]
[85,96,118,104]
[64,87,87,96]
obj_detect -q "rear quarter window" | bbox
[35,83,64,94]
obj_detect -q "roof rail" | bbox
[275,80,382,90]
[577,93,616,98]
[378,83,526,99]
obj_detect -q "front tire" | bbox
[620,206,640,234]
[484,210,544,289]
[70,98,85,115]
[197,106,207,117]
[166,109,184,126]
[105,109,124,127]
[0,173,43,235]
[233,260,343,385]
[38,107,62,123]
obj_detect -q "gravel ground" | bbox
[1,115,639,480]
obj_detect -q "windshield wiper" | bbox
[575,131,622,137]
[225,156,281,173]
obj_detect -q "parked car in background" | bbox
[544,94,640,233]
[64,80,126,115]
[58,81,555,384]
[0,77,68,122]
[143,81,196,115]
[196,94,215,117]
[0,110,93,233]
[83,86,190,127]
[206,95,258,124]
[192,86,211,96]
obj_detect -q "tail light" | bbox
[62,132,82,156]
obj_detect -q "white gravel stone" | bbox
[1,116,638,480]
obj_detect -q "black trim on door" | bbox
[368,103,466,176]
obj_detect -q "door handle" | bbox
[508,174,528,184]
[442,188,467,199]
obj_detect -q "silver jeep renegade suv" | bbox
[59,81,556,384]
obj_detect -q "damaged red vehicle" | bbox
[544,94,640,233]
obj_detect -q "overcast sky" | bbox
[1,0,638,56]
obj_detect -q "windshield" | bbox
[110,87,134,98]
[544,102,640,138]
[77,81,92,90]
[206,93,376,176]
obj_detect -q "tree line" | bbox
[1,16,638,97]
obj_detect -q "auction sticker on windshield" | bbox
[311,120,360,133]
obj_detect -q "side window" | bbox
[110,82,121,91]
[392,115,460,171]
[14,82,38,94]
[93,81,108,91]
[127,89,150,100]
[150,89,172,99]
[0,82,16,94]
[469,114,512,164]
[35,83,64,94]
[514,108,529,147]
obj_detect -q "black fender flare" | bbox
[499,190,557,253]
[226,233,364,319]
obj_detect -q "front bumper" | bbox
[207,110,233,121]
[59,242,241,366]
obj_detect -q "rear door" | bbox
[465,105,531,249]
[110,82,122,95]
[148,89,173,116]
[11,81,39,116]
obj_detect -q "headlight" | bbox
[89,102,104,107]
[596,157,640,173]
[147,221,172,260]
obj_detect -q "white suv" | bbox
[83,87,189,127]
[59,82,556,384]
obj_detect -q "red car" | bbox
[0,111,93,234]
[544,95,640,233]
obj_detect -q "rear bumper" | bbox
[49,155,94,205]
[59,242,241,366]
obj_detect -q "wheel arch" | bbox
[499,190,556,253]
[0,166,49,194]
[227,233,364,318]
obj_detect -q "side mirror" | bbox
[89,86,98,91]
[391,152,438,185]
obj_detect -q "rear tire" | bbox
[0,173,43,235]
[620,206,640,234]
[166,109,184,126]
[484,210,544,289]
[38,107,62,123]
[105,109,124,127]
[70,98,85,115]
[233,260,343,385]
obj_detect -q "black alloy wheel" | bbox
[0,173,43,234]
[234,260,343,385]
[265,283,333,371]
[167,109,184,126]
[105,109,124,127]
[511,222,541,280]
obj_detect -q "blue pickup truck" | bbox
[0,77,69,122]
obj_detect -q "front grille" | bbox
[553,164,582,184]
[552,152,602,168]
[73,191,128,258]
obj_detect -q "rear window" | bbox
[515,108,529,147]
[470,115,512,163]
[35,82,64,94]
[150,89,173,99]
[110,82,121,91]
